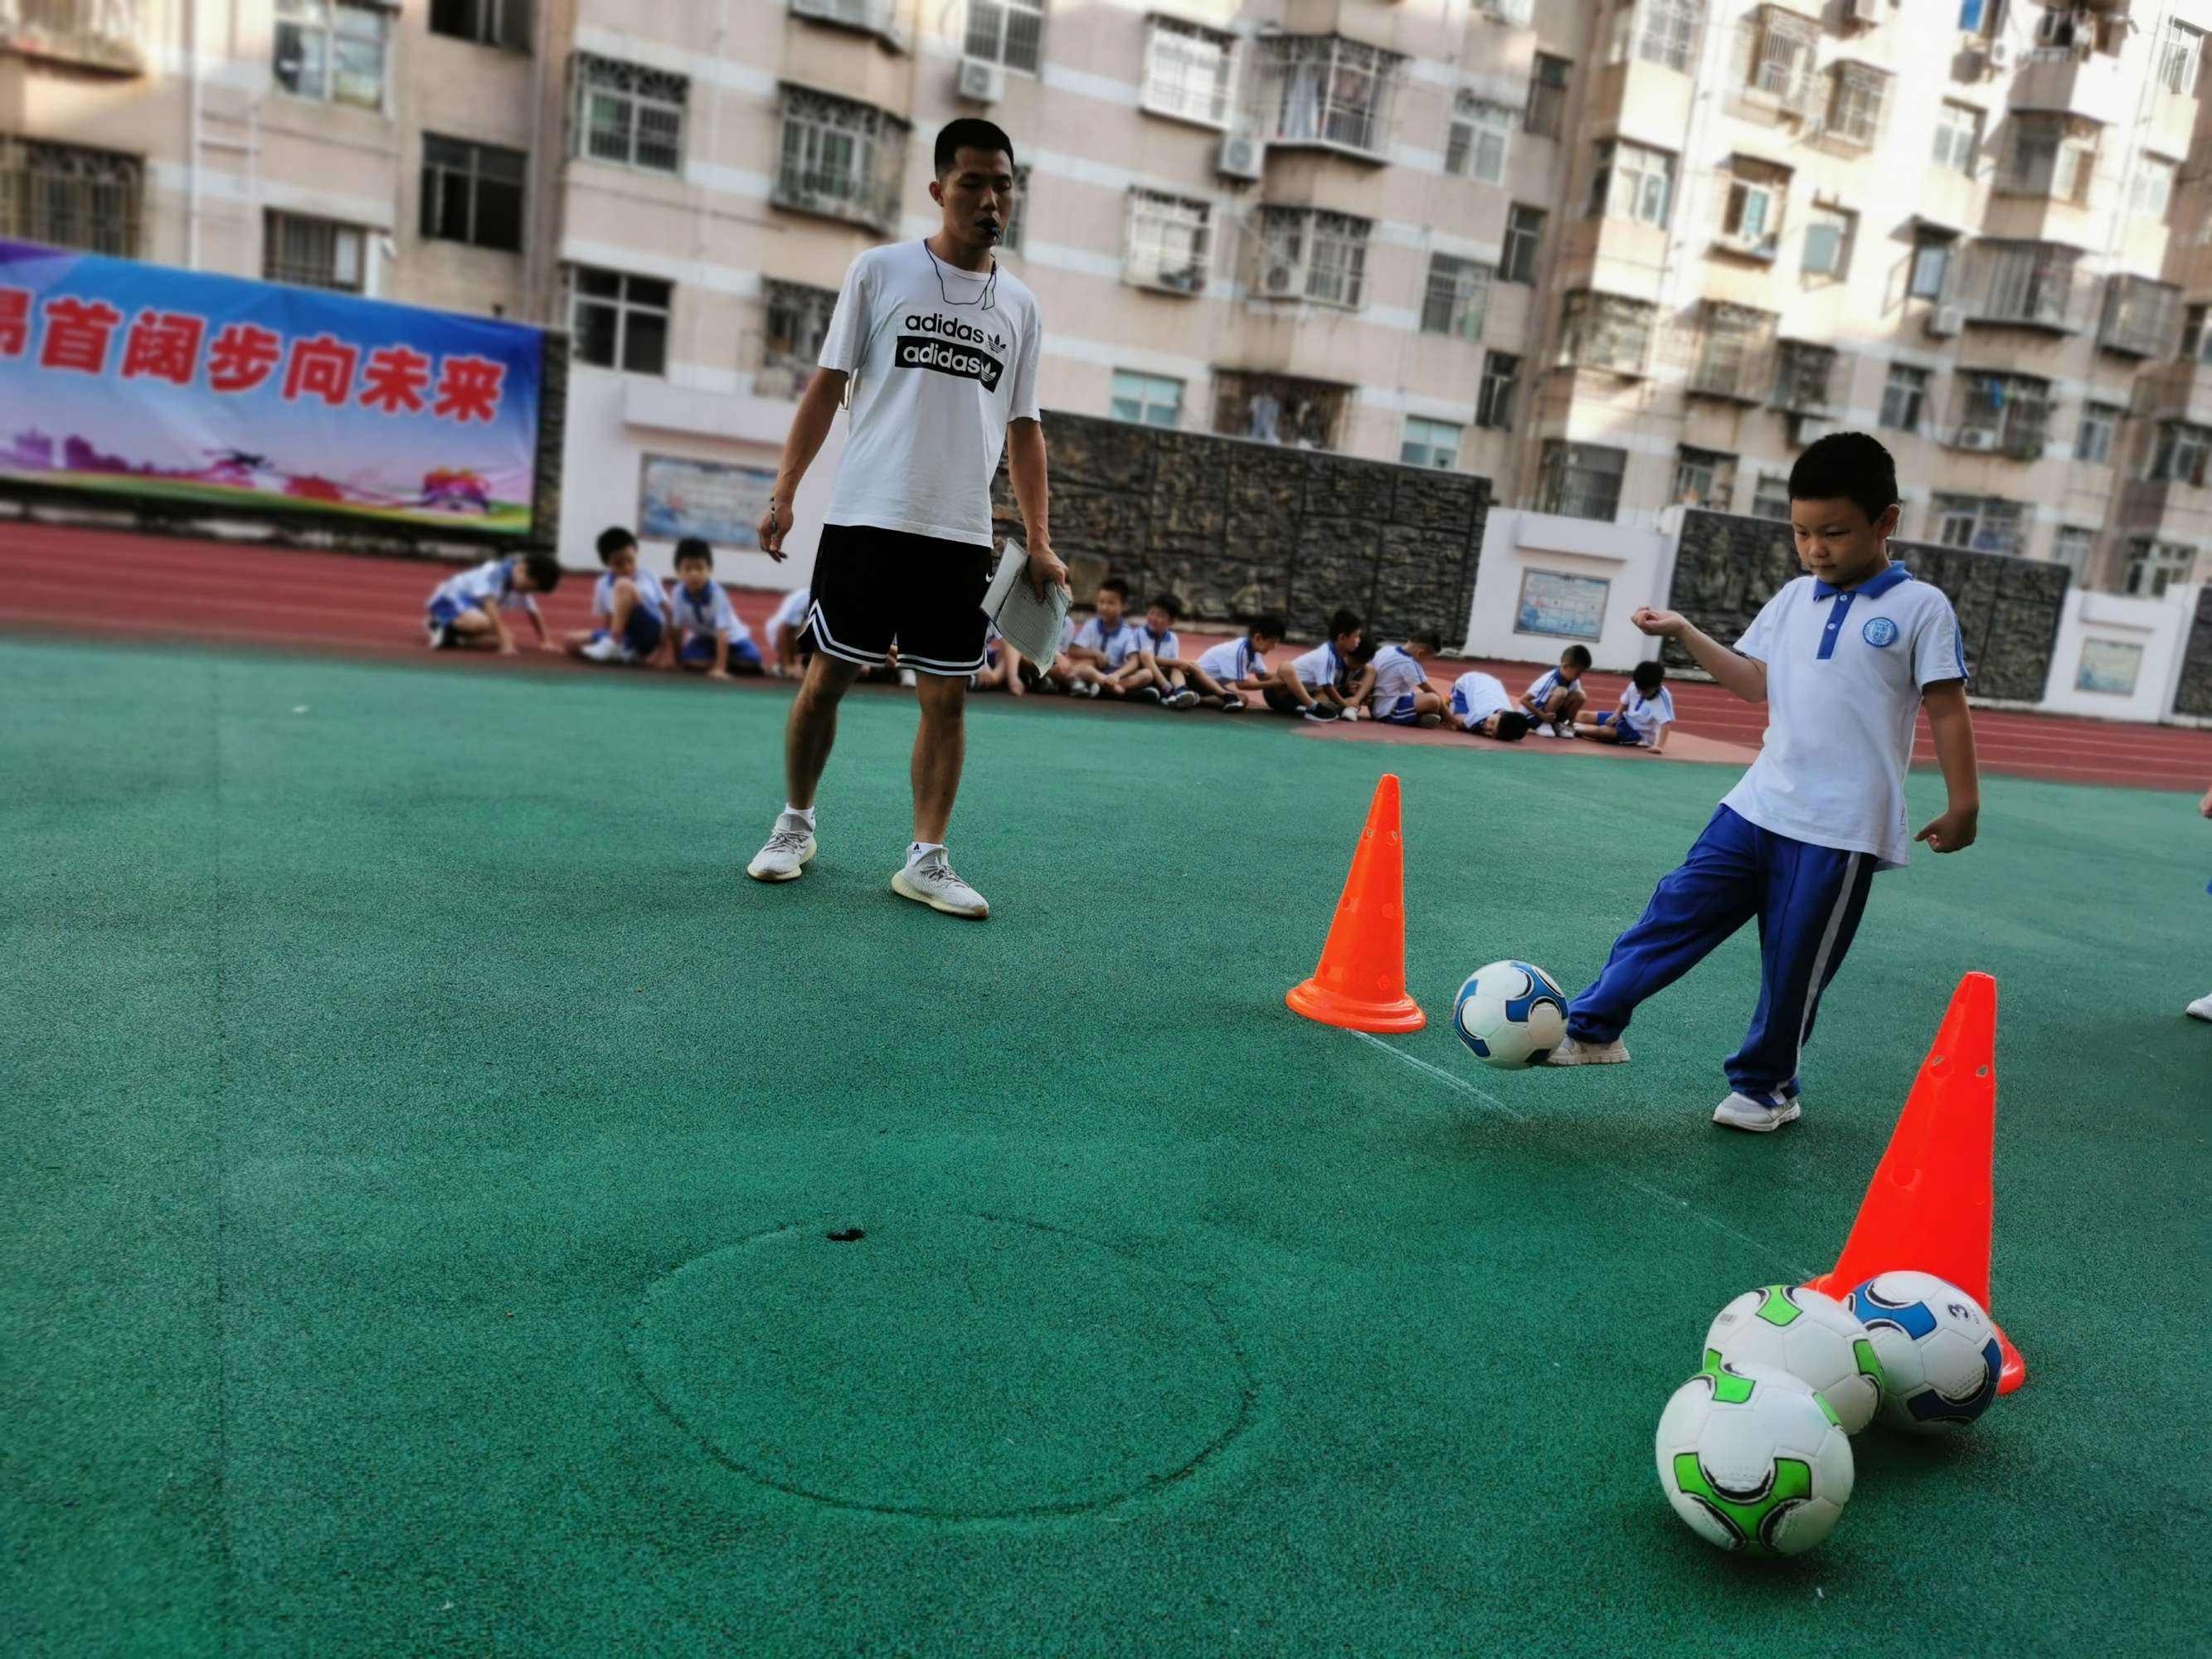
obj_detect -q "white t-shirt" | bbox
[1369,645,1430,705]
[1197,636,1270,684]
[430,557,535,615]
[1290,640,1348,688]
[1073,615,1141,669]
[1721,565,1967,868]
[592,568,667,622]
[1130,624,1179,662]
[668,578,753,645]
[769,586,812,632]
[1448,671,1514,731]
[1524,667,1578,707]
[818,241,1044,547]
[1619,685,1677,743]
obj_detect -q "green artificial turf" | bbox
[4,638,2207,1657]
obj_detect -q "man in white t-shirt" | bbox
[1548,433,1981,1134]
[747,119,1069,918]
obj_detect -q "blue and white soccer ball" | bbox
[1452,960,1568,1069]
[1845,1270,2004,1433]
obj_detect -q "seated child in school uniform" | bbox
[1578,660,1676,753]
[1262,608,1363,722]
[667,537,765,679]
[424,551,563,654]
[970,625,1028,696]
[1522,644,1592,736]
[1351,630,1446,726]
[1184,613,1286,712]
[1116,592,1200,708]
[766,585,814,678]
[565,526,672,667]
[1048,577,1140,698]
[1446,670,1535,741]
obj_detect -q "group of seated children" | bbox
[424,527,780,680]
[1438,648,1675,751]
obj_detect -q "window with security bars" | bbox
[264,211,365,292]
[430,0,532,49]
[1948,371,2052,458]
[0,137,142,257]
[274,0,389,109]
[1636,0,1703,73]
[2148,420,2212,486]
[1421,254,1490,340]
[1524,53,1568,138]
[1536,440,1626,521]
[1672,446,1735,509]
[1212,370,1349,449]
[760,279,837,397]
[1446,93,1513,183]
[1125,191,1212,292]
[1111,369,1183,428]
[574,56,687,173]
[568,267,671,376]
[2158,22,2205,97]
[1142,17,1235,126]
[1686,302,1777,400]
[1476,352,1519,429]
[1499,203,1544,284]
[1401,416,1462,470]
[1719,158,1788,255]
[1933,102,1981,176]
[965,0,1043,74]
[1750,473,1791,522]
[1962,241,2083,329]
[1257,35,1403,155]
[1998,114,2098,203]
[2050,526,2094,580]
[1932,492,2025,555]
[774,88,907,231]
[2100,275,2180,358]
[1772,340,1837,412]
[1745,6,1815,105]
[2124,538,2196,597]
[1558,290,1656,376]
[1824,63,1889,148]
[2075,401,2120,465]
[1879,362,1929,432]
[421,134,525,251]
[1257,207,1370,309]
[1587,139,1674,226]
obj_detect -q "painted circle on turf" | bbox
[630,1213,1253,1517]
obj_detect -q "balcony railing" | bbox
[0,0,146,75]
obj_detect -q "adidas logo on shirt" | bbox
[897,312,1004,392]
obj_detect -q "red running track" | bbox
[2,523,2209,792]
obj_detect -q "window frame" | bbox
[965,0,1045,75]
[273,0,391,111]
[1110,368,1185,428]
[420,133,527,252]
[1446,92,1514,183]
[1141,16,1237,128]
[263,208,367,293]
[575,55,689,175]
[1401,416,1464,470]
[1499,202,1545,284]
[567,265,673,377]
[1476,351,1521,429]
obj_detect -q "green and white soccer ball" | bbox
[1654,1360,1855,1558]
[1703,1284,1886,1435]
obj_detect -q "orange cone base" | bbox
[1806,1270,2027,1396]
[1286,980,1427,1034]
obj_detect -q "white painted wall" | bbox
[557,367,848,596]
[2041,585,2203,723]
[1461,508,1671,672]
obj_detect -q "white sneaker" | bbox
[891,847,989,918]
[2188,994,2212,1022]
[1536,722,1558,738]
[746,811,817,883]
[1713,1092,1802,1132]
[1556,719,1578,738]
[581,635,624,664]
[1417,711,1443,728]
[1545,1034,1631,1066]
[1167,688,1200,710]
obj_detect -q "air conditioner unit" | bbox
[1985,39,2012,72]
[1216,135,1265,181]
[1262,261,1300,296]
[1927,304,1965,338]
[1956,426,2000,451]
[957,57,1004,105]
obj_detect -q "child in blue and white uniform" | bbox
[1446,671,1534,741]
[1522,644,1592,737]
[1263,607,1363,722]
[1188,612,1285,712]
[1548,433,1981,1135]
[1354,630,1445,726]
[565,525,670,667]
[767,585,813,678]
[1048,576,1140,698]
[424,551,562,654]
[1116,592,1198,708]
[1579,659,1677,752]
[667,537,764,678]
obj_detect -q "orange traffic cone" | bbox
[1286,774,1425,1034]
[1802,971,2025,1393]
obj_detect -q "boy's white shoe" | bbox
[2188,994,2212,1022]
[1556,718,1578,738]
[891,848,989,918]
[1713,1092,1802,1132]
[1545,1034,1630,1066]
[1417,711,1443,728]
[746,811,817,883]
[1167,688,1200,710]
[581,635,624,664]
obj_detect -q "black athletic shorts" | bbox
[805,522,993,677]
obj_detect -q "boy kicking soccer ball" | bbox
[1547,432,1981,1133]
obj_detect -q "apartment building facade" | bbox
[2,0,2210,596]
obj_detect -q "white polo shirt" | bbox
[769,586,812,632]
[668,578,753,646]
[1290,640,1348,688]
[1130,623,1179,662]
[1073,615,1141,669]
[592,568,668,622]
[1198,636,1270,684]
[1448,671,1514,731]
[1369,645,1430,705]
[1721,564,1966,869]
